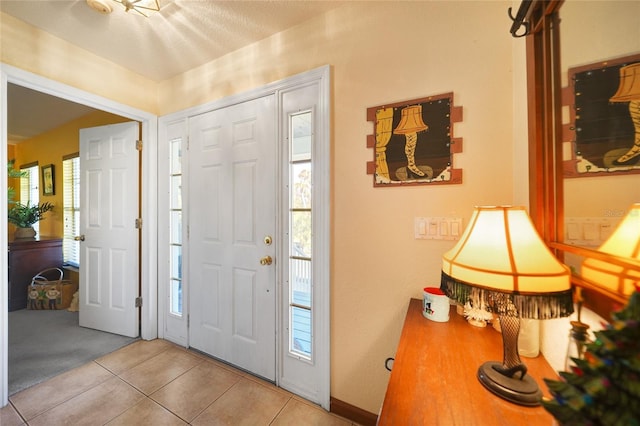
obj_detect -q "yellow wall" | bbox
[12,111,130,238]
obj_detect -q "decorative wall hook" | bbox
[508,0,533,38]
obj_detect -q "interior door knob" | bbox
[74,235,85,241]
[260,255,273,266]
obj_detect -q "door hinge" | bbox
[135,218,143,229]
[136,140,143,151]
[135,297,143,308]
[187,314,190,327]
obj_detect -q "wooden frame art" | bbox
[366,92,463,187]
[42,164,55,196]
[563,53,640,178]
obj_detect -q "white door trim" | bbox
[158,65,330,410]
[0,63,159,407]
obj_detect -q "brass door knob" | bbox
[74,235,86,241]
[260,255,273,266]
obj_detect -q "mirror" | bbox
[523,0,640,318]
[560,1,640,262]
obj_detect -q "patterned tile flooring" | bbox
[1,339,355,425]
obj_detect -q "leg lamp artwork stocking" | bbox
[610,62,640,166]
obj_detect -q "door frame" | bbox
[0,63,159,407]
[158,65,330,410]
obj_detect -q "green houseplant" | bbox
[7,159,26,205]
[7,160,54,239]
[8,201,54,239]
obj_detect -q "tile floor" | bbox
[1,339,356,425]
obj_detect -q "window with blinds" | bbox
[20,164,40,235]
[63,155,80,266]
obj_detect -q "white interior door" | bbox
[188,95,277,380]
[78,122,140,338]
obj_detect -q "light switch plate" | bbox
[415,217,462,240]
[565,217,618,247]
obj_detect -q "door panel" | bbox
[188,95,276,380]
[78,122,139,338]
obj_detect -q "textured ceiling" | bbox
[2,0,345,141]
[1,0,344,81]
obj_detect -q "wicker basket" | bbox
[27,268,78,310]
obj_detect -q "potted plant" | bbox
[8,201,54,239]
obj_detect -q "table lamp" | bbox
[441,206,574,406]
[581,203,640,296]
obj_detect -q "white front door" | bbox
[188,95,277,380]
[78,122,140,338]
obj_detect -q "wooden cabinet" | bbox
[378,299,559,425]
[8,237,63,311]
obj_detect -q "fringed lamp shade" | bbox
[440,206,573,406]
[441,206,574,318]
[581,203,640,296]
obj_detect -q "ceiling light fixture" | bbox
[86,0,113,14]
[111,0,160,17]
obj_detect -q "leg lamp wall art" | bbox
[366,92,463,187]
[563,53,640,177]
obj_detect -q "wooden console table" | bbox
[378,298,559,425]
[8,236,63,311]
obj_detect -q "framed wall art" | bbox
[366,92,463,187]
[562,53,640,178]
[42,164,55,195]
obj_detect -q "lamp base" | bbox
[477,361,542,406]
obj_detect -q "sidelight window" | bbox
[169,137,183,316]
[289,111,313,359]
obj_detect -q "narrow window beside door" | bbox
[289,111,313,359]
[63,155,80,266]
[169,137,183,316]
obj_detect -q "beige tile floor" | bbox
[1,339,356,425]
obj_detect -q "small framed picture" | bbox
[42,164,55,196]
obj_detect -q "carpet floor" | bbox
[8,309,137,395]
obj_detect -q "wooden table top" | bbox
[377,298,559,425]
